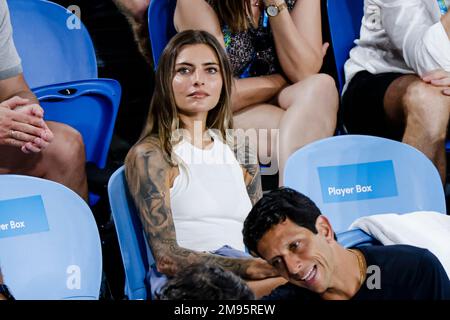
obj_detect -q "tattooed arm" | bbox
[234,140,263,206]
[243,161,263,206]
[124,139,276,279]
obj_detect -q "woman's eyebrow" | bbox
[175,61,219,66]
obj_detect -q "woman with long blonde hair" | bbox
[125,30,285,299]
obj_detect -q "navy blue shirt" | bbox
[264,245,450,300]
[354,245,450,299]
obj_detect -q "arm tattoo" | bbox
[234,141,263,206]
[125,141,257,278]
[244,162,263,206]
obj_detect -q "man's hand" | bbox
[422,69,450,96]
[0,96,52,153]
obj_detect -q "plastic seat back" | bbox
[34,79,121,168]
[337,229,381,248]
[0,175,102,300]
[108,166,152,300]
[284,135,446,234]
[148,0,177,68]
[327,0,364,93]
[8,0,97,89]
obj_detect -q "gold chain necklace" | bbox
[348,249,367,287]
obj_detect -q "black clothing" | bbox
[264,245,450,300]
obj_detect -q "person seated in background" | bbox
[125,30,286,299]
[0,1,88,201]
[160,263,255,300]
[243,188,450,300]
[174,0,339,185]
[0,268,15,301]
[112,0,152,65]
[342,0,450,183]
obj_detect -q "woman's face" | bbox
[172,44,223,117]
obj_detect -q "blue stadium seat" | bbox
[148,0,177,68]
[337,229,381,248]
[8,0,122,169]
[0,175,102,299]
[284,135,446,240]
[8,0,97,88]
[34,80,121,168]
[108,166,152,300]
[327,0,364,94]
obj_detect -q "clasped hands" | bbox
[0,96,53,154]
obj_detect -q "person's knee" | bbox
[47,123,85,167]
[302,73,338,110]
[403,80,429,107]
[280,73,338,113]
[402,81,449,142]
[303,74,339,122]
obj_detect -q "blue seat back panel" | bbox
[8,0,98,89]
[327,0,364,92]
[108,166,152,300]
[0,175,102,300]
[34,79,121,168]
[337,229,381,248]
[148,0,177,68]
[284,135,446,233]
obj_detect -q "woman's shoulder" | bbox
[126,137,171,168]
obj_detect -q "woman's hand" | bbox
[245,257,279,279]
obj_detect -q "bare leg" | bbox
[233,74,338,185]
[0,121,88,201]
[277,74,338,185]
[42,122,88,201]
[233,103,283,173]
[384,75,450,182]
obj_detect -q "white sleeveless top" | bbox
[170,135,252,252]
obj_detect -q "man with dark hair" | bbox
[160,263,255,300]
[243,187,450,300]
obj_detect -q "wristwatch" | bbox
[0,284,15,300]
[265,1,288,17]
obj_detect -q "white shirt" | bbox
[344,0,450,93]
[169,135,252,252]
[0,0,22,80]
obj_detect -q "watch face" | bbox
[266,5,279,17]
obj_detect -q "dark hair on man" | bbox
[243,187,334,256]
[159,263,255,300]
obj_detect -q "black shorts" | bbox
[342,70,404,140]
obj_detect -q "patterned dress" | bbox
[206,0,297,78]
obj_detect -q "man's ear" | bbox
[315,215,335,242]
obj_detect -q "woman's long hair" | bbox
[138,30,234,164]
[213,0,253,33]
